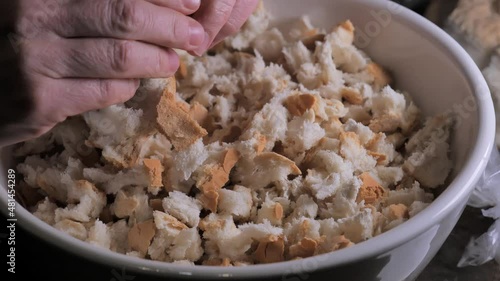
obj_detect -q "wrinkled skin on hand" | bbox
[0,0,258,146]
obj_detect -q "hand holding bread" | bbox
[0,0,258,145]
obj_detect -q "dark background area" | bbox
[1,1,500,281]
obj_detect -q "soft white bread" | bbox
[54,219,88,241]
[403,115,453,188]
[87,220,111,249]
[224,1,270,50]
[218,185,253,220]
[162,191,202,227]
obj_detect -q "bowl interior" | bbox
[266,0,483,178]
[0,0,494,279]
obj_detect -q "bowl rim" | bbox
[0,0,495,279]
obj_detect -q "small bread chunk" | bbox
[128,219,156,255]
[284,93,318,117]
[111,191,139,218]
[339,132,376,172]
[153,211,188,231]
[366,63,392,89]
[256,152,301,175]
[289,237,318,259]
[197,148,240,212]
[331,20,355,45]
[369,113,401,133]
[143,158,164,194]
[257,199,284,225]
[254,235,285,263]
[169,228,204,261]
[54,219,88,241]
[189,102,209,126]
[329,235,354,251]
[234,152,302,190]
[162,191,202,227]
[55,180,106,223]
[384,204,409,220]
[197,149,240,194]
[341,87,363,105]
[218,185,253,219]
[87,220,111,249]
[356,172,386,204]
[156,78,208,150]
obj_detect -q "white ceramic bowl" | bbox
[0,0,495,280]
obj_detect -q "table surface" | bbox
[1,207,498,281]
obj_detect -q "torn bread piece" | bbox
[196,148,240,212]
[128,219,156,255]
[156,78,208,151]
[233,152,301,189]
[143,158,164,195]
[162,191,202,227]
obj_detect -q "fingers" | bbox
[25,38,180,79]
[37,77,140,124]
[53,0,204,51]
[143,0,201,15]
[191,0,236,55]
[210,0,259,48]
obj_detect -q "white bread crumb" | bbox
[162,191,202,227]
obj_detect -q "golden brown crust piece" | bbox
[255,152,302,175]
[156,77,208,151]
[254,235,285,263]
[356,172,386,204]
[289,237,318,259]
[127,220,156,255]
[197,148,240,212]
[155,211,188,230]
[284,93,319,117]
[143,158,164,188]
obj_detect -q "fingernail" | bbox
[189,22,204,49]
[192,32,210,56]
[184,0,201,11]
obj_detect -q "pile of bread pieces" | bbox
[15,4,453,266]
[427,0,500,146]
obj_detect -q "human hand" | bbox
[191,0,259,55]
[0,0,206,146]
